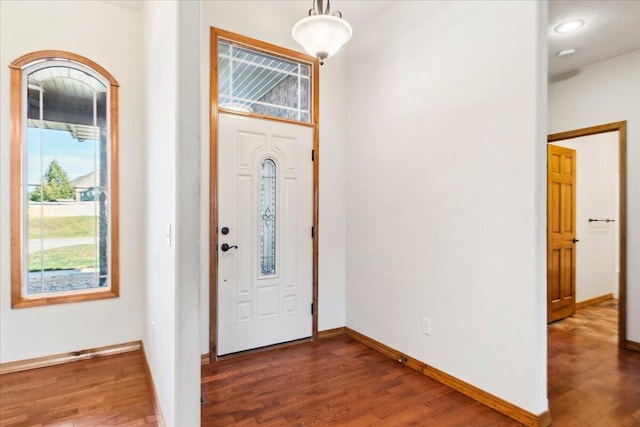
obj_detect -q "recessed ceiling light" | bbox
[557,48,577,58]
[554,19,585,33]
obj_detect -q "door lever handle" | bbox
[221,243,238,252]
[572,238,579,243]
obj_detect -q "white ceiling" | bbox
[98,1,391,30]
[323,1,393,28]
[342,0,640,78]
[99,0,141,12]
[345,0,640,78]
[548,0,640,77]
[101,0,640,78]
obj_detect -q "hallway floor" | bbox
[548,299,618,343]
[1,301,638,426]
[548,299,640,426]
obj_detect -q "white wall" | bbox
[142,1,202,425]
[0,0,144,363]
[548,49,640,343]
[199,1,348,354]
[346,1,548,414]
[551,132,620,301]
[142,1,177,423]
[143,1,201,424]
[175,1,202,425]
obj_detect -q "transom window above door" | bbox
[218,40,312,124]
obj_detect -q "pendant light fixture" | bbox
[292,0,352,65]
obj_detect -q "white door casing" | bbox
[217,113,313,356]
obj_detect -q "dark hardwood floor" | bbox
[1,303,638,426]
[0,350,157,427]
[548,300,640,426]
[548,327,640,426]
[548,299,618,343]
[203,300,640,426]
[201,335,520,426]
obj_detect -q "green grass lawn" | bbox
[29,244,97,271]
[29,216,97,239]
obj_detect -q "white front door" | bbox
[217,113,313,356]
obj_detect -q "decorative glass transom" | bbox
[218,41,311,123]
[260,159,277,276]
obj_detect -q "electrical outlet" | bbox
[422,317,431,335]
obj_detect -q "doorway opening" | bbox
[547,121,628,349]
[209,28,320,359]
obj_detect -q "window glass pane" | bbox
[219,55,230,99]
[232,45,298,73]
[252,105,299,122]
[218,41,312,123]
[25,64,109,294]
[219,41,230,56]
[300,77,309,111]
[260,159,276,276]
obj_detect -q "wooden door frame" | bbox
[547,121,631,350]
[209,28,320,359]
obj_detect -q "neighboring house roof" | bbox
[70,171,97,189]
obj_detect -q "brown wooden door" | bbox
[547,144,577,323]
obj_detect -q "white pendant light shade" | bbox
[292,15,352,64]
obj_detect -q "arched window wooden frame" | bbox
[10,50,120,308]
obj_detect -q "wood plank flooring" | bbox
[201,335,519,426]
[2,301,638,426]
[548,299,618,343]
[548,300,640,426]
[0,350,157,427]
[548,327,640,426]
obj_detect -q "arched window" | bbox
[10,51,119,307]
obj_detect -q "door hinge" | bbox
[311,303,314,315]
[312,149,315,161]
[311,226,314,238]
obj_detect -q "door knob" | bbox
[221,243,238,252]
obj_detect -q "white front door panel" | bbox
[217,113,313,356]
